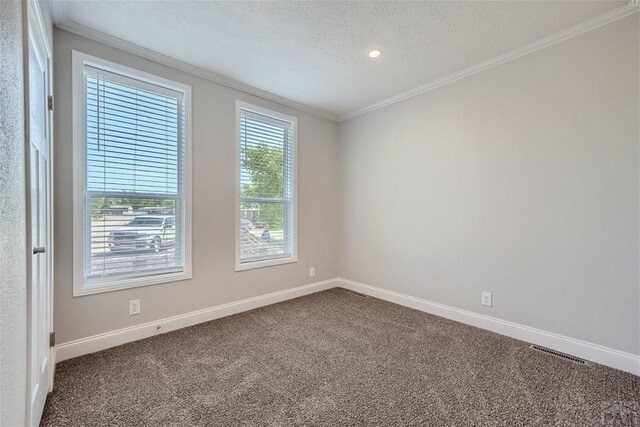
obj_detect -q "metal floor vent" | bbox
[346,290,369,298]
[529,345,588,365]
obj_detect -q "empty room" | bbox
[1,0,639,425]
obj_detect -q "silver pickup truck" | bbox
[108,216,176,252]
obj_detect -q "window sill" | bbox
[235,256,297,272]
[73,270,191,297]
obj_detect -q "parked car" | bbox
[108,216,175,252]
[240,219,254,230]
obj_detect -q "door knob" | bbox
[33,246,46,254]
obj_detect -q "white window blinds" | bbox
[238,106,296,266]
[83,65,186,283]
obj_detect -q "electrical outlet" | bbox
[129,299,141,315]
[309,267,315,278]
[481,292,492,307]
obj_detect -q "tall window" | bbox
[73,52,191,296]
[237,102,297,270]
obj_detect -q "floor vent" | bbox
[346,290,369,298]
[529,345,588,365]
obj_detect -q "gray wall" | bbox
[53,15,638,357]
[338,15,639,355]
[53,29,340,343]
[0,1,27,425]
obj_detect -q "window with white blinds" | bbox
[237,102,297,270]
[73,51,191,295]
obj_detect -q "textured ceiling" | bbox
[52,1,627,118]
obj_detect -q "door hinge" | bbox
[47,95,54,111]
[49,332,55,347]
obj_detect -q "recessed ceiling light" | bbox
[368,49,382,59]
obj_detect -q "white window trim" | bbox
[72,50,192,297]
[235,100,298,272]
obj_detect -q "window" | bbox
[72,51,191,296]
[236,101,297,270]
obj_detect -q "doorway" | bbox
[26,2,54,425]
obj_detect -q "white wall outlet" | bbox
[309,267,315,278]
[129,299,141,315]
[481,292,492,307]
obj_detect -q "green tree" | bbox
[242,145,284,198]
[242,144,285,230]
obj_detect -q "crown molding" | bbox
[338,1,639,122]
[53,20,339,122]
[48,1,638,124]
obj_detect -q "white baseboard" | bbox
[56,276,639,376]
[338,278,639,376]
[56,278,338,362]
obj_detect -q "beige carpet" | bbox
[41,288,639,426]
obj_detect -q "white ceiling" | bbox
[51,1,628,119]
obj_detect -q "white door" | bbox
[27,14,53,427]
